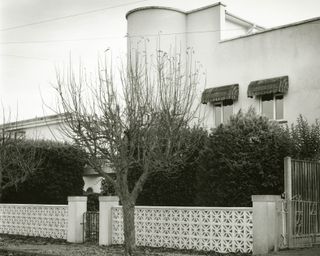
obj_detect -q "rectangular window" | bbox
[214,103,222,127]
[260,93,284,120]
[214,100,234,126]
[223,100,233,124]
[275,95,284,120]
[261,94,274,119]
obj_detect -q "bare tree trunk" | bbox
[0,166,3,203]
[122,198,136,256]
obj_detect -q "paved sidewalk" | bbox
[269,246,320,256]
[0,234,249,256]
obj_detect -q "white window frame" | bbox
[259,93,285,122]
[213,100,234,126]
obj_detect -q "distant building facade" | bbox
[126,2,320,128]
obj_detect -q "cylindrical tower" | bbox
[126,6,187,62]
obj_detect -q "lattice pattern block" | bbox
[112,206,253,253]
[0,204,68,239]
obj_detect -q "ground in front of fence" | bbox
[0,235,250,256]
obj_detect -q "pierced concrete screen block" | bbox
[112,206,253,253]
[0,204,68,239]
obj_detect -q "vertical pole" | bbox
[67,196,87,243]
[284,156,292,200]
[284,156,293,248]
[83,212,86,242]
[99,196,119,246]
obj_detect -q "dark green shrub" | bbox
[86,193,100,211]
[99,112,320,208]
[2,140,86,204]
[101,173,116,196]
[196,109,291,207]
[290,115,320,160]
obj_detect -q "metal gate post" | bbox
[82,212,86,242]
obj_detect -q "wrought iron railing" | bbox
[287,200,320,247]
[83,211,99,242]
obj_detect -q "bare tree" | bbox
[54,49,203,255]
[0,109,42,202]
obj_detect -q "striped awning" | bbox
[201,84,239,104]
[247,76,289,98]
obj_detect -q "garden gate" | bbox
[284,157,320,248]
[83,211,99,242]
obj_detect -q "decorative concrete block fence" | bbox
[0,204,68,239]
[0,197,87,241]
[0,195,283,255]
[111,205,253,253]
[100,195,282,255]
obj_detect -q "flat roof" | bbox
[226,11,265,30]
[221,16,320,43]
[0,113,65,130]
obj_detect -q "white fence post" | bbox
[99,196,119,246]
[67,196,87,243]
[252,195,282,255]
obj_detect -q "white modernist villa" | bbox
[2,2,320,192]
[126,2,320,128]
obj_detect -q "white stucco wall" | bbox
[212,20,320,125]
[223,17,249,40]
[83,176,102,193]
[23,123,70,142]
[126,4,320,128]
[127,7,187,62]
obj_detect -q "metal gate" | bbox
[284,157,320,248]
[83,211,99,242]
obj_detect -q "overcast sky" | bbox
[1,0,320,121]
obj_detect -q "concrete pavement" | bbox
[270,246,320,256]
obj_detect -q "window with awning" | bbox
[247,76,288,121]
[201,84,239,126]
[201,84,239,104]
[247,76,289,98]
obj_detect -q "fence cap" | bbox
[99,196,119,202]
[251,195,282,202]
[68,196,87,202]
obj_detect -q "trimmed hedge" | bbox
[2,140,86,204]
